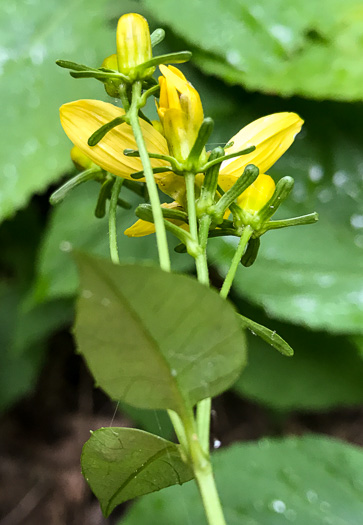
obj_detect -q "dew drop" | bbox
[354,234,363,248]
[320,501,331,512]
[308,164,324,183]
[82,289,93,299]
[285,509,297,522]
[213,438,222,449]
[332,170,348,187]
[101,298,111,307]
[306,489,318,503]
[350,214,363,229]
[59,240,72,252]
[226,49,241,66]
[270,499,286,513]
[318,188,333,203]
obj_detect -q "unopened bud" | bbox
[100,55,120,97]
[116,13,154,77]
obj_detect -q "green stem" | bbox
[183,411,227,525]
[108,178,123,264]
[128,81,171,272]
[185,177,212,455]
[196,397,211,454]
[195,213,212,454]
[185,172,209,286]
[220,225,253,299]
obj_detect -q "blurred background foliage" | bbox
[0,0,363,522]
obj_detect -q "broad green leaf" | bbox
[239,314,293,357]
[82,427,192,517]
[33,183,193,302]
[74,254,247,413]
[122,435,363,525]
[235,321,363,410]
[0,0,115,222]
[144,0,363,101]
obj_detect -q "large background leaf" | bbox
[143,0,363,100]
[122,435,363,525]
[0,0,115,222]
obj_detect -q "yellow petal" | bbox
[60,99,169,179]
[219,112,303,191]
[237,174,275,215]
[124,202,187,237]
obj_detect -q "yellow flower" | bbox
[157,65,204,163]
[237,174,275,215]
[219,112,303,192]
[124,202,189,237]
[60,99,187,203]
[116,13,154,77]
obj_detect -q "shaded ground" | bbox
[1,329,363,525]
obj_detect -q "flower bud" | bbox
[237,174,275,215]
[70,146,93,171]
[157,65,204,163]
[101,54,120,97]
[116,13,154,77]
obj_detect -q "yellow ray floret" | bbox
[219,112,303,192]
[124,202,189,237]
[59,99,169,180]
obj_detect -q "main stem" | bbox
[128,81,171,272]
[220,225,253,299]
[183,411,227,525]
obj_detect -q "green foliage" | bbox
[206,93,363,334]
[81,427,193,516]
[144,0,363,100]
[122,435,363,525]
[0,281,73,411]
[0,206,73,411]
[74,253,247,413]
[0,0,115,223]
[34,183,193,302]
[236,323,363,410]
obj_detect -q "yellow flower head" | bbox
[237,174,275,215]
[219,112,303,192]
[157,65,204,163]
[116,13,154,77]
